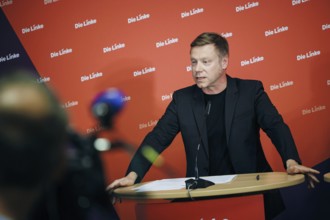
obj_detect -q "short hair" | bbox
[0,72,68,189]
[190,32,229,57]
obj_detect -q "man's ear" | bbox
[221,56,229,69]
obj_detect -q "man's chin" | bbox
[196,83,206,89]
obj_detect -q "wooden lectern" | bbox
[113,172,304,220]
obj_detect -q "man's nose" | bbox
[195,62,202,72]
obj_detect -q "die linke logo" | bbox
[62,100,78,109]
[322,23,330,31]
[44,0,59,5]
[139,119,159,130]
[81,72,103,82]
[296,50,321,61]
[122,95,131,102]
[22,24,44,34]
[241,56,264,67]
[87,124,102,134]
[292,0,309,6]
[0,53,20,63]
[0,0,13,7]
[270,80,294,91]
[236,1,259,12]
[133,67,156,77]
[161,93,173,101]
[265,26,288,37]
[75,19,97,29]
[128,13,150,24]
[37,76,50,83]
[103,43,126,53]
[181,8,204,18]
[156,37,179,48]
[302,105,326,116]
[221,32,233,38]
[50,48,73,58]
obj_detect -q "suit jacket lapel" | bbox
[225,75,238,144]
[192,87,209,158]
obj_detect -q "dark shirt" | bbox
[204,89,234,175]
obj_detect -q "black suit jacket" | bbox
[127,75,302,219]
[128,75,301,181]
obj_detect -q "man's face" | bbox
[190,44,228,92]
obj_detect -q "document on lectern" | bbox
[133,175,237,192]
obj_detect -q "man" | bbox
[0,72,68,220]
[109,32,320,219]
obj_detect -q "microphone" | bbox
[185,100,214,190]
[91,88,125,129]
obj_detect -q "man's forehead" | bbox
[190,44,218,58]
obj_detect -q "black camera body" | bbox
[29,130,119,220]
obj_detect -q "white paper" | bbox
[133,175,237,192]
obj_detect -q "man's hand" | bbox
[286,159,320,188]
[107,171,138,191]
[107,171,138,204]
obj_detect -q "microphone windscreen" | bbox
[91,88,125,128]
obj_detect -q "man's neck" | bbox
[202,75,227,95]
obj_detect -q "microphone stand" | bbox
[185,101,214,190]
[185,143,215,189]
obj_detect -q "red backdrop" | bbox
[2,0,329,219]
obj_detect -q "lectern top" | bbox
[112,172,305,200]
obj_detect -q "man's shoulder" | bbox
[171,84,199,101]
[174,84,197,94]
[228,75,261,84]
[228,75,262,87]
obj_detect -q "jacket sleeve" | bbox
[254,81,302,167]
[126,93,180,183]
